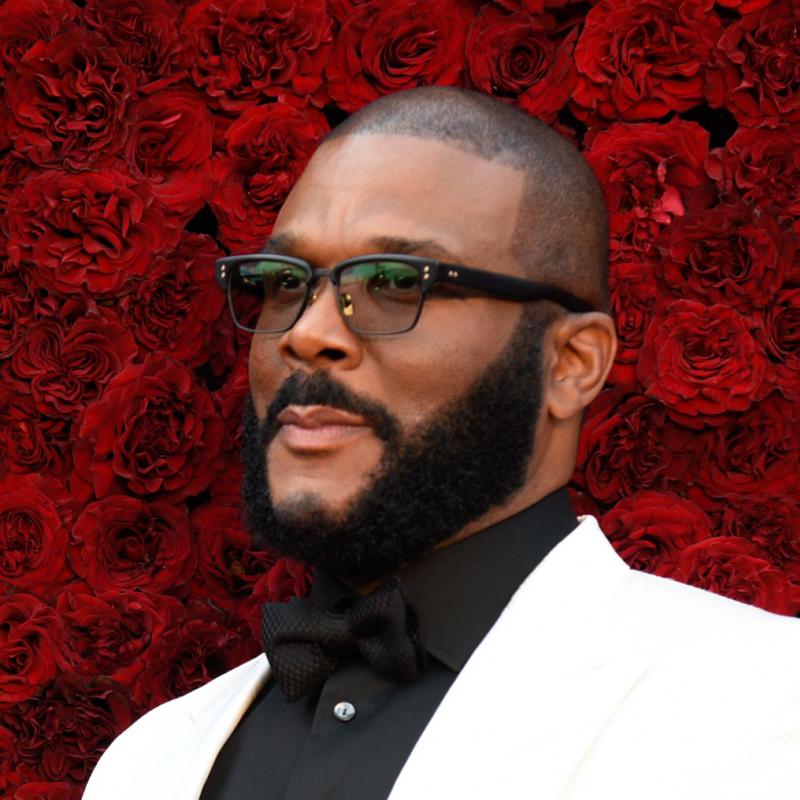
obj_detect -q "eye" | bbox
[275,269,304,291]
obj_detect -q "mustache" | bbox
[264,371,400,443]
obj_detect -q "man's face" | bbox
[245,134,546,578]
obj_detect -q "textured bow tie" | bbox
[261,577,427,702]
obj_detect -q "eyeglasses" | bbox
[214,253,595,335]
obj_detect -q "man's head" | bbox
[241,87,616,581]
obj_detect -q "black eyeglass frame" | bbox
[215,253,596,335]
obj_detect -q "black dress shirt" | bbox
[201,488,577,800]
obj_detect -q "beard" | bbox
[241,307,549,582]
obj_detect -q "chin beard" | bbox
[241,308,549,582]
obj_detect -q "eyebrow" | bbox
[261,234,463,263]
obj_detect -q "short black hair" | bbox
[326,87,609,311]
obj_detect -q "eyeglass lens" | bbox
[230,258,423,334]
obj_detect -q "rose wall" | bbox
[0,0,798,795]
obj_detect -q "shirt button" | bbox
[333,701,356,722]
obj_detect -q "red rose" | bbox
[57,588,183,685]
[210,103,329,251]
[466,6,577,123]
[662,204,792,311]
[637,299,768,426]
[181,0,332,111]
[69,496,197,593]
[210,354,249,502]
[572,0,723,123]
[577,391,694,505]
[71,355,226,502]
[118,233,225,367]
[5,30,136,169]
[243,557,313,639]
[0,153,35,217]
[584,121,713,261]
[6,169,171,298]
[0,473,75,593]
[0,594,63,706]
[0,270,35,360]
[7,308,138,416]
[706,1,800,128]
[706,126,800,224]
[13,782,81,800]
[83,0,186,90]
[600,491,710,575]
[764,287,800,401]
[670,537,798,615]
[325,0,471,113]
[608,261,664,387]
[125,90,213,218]
[2,673,132,784]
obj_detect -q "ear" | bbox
[543,312,617,421]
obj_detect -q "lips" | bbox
[275,404,371,451]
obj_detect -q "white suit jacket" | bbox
[84,516,800,799]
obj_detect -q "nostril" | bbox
[320,348,346,361]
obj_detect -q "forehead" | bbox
[274,133,526,266]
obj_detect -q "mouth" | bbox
[275,404,373,453]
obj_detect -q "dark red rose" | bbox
[707,1,800,128]
[83,0,187,90]
[191,502,276,615]
[0,270,35,360]
[133,601,256,709]
[637,300,768,426]
[2,673,132,784]
[125,90,213,218]
[670,536,798,615]
[13,782,81,800]
[764,287,800,401]
[5,30,137,170]
[0,594,63,706]
[577,392,694,504]
[0,725,33,796]
[0,153,35,216]
[608,261,664,387]
[57,588,183,685]
[182,0,332,111]
[600,491,711,575]
[118,233,225,367]
[243,558,313,639]
[71,354,226,502]
[325,0,471,113]
[0,474,74,594]
[706,126,800,224]
[210,102,329,251]
[662,204,792,311]
[584,121,714,261]
[0,0,77,79]
[7,308,138,416]
[210,353,249,502]
[466,6,577,123]
[6,169,171,299]
[69,496,197,593]
[572,0,722,123]
[715,0,771,11]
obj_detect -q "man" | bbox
[85,88,800,799]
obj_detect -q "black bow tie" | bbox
[261,577,427,702]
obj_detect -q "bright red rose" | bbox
[600,491,710,575]
[0,594,63,706]
[69,496,197,593]
[83,0,186,90]
[572,0,722,123]
[182,0,332,111]
[577,391,694,504]
[2,673,132,784]
[118,233,225,367]
[466,6,577,123]
[707,0,800,128]
[670,537,798,615]
[637,300,767,426]
[8,308,138,416]
[0,474,75,594]
[706,126,800,224]
[125,90,213,218]
[662,204,792,311]
[584,121,713,261]
[6,170,171,299]
[5,30,137,170]
[71,355,226,502]
[57,588,183,685]
[764,287,800,401]
[325,0,471,112]
[210,103,329,250]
